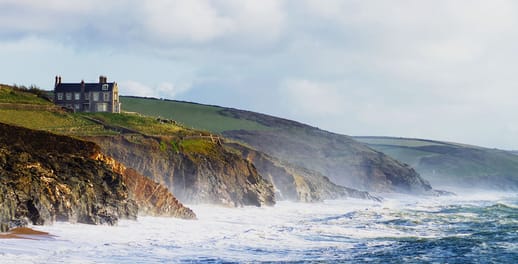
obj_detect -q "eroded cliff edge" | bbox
[0,123,194,232]
[87,135,275,207]
[225,142,381,202]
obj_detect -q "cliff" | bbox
[225,142,381,202]
[355,136,518,190]
[121,97,435,194]
[93,153,196,219]
[0,123,194,232]
[220,114,432,194]
[87,135,275,207]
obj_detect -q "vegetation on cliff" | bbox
[121,96,434,194]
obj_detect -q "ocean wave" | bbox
[0,196,517,263]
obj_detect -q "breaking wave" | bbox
[1,191,517,263]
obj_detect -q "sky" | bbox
[1,0,518,149]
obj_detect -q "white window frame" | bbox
[92,92,99,102]
[102,84,109,91]
[57,93,63,100]
[103,92,110,101]
[74,92,81,100]
[96,103,108,112]
[65,93,72,101]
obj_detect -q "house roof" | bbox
[55,82,116,92]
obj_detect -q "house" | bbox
[53,75,121,113]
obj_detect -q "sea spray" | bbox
[1,193,517,263]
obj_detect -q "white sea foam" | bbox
[0,192,516,263]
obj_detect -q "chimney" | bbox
[58,76,62,84]
[99,75,108,84]
[55,76,58,88]
[81,80,85,94]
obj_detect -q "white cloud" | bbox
[119,81,155,97]
[0,0,286,49]
[119,80,191,99]
[279,79,344,117]
[141,0,233,43]
[156,82,191,98]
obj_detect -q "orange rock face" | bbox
[93,153,196,219]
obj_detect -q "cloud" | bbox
[119,80,191,99]
[279,79,344,117]
[0,0,286,51]
[118,81,155,97]
[141,1,233,44]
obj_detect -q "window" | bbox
[83,103,90,112]
[102,84,109,91]
[96,103,108,112]
[57,93,63,100]
[65,93,72,100]
[92,92,99,101]
[74,92,81,100]
[103,92,110,101]
[84,92,89,100]
[74,104,80,110]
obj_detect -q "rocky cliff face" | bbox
[225,142,381,202]
[93,153,195,219]
[88,135,275,207]
[223,117,433,194]
[0,123,137,231]
[0,123,194,232]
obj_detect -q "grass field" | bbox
[81,112,189,136]
[0,84,52,105]
[0,109,110,136]
[121,97,269,133]
[0,85,219,157]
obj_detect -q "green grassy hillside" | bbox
[120,96,435,194]
[354,136,518,189]
[0,84,51,105]
[0,85,212,149]
[122,96,269,132]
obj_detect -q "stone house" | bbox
[53,75,121,113]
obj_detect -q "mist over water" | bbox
[1,191,517,263]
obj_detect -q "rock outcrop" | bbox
[88,135,275,207]
[0,123,194,232]
[93,153,195,219]
[225,142,381,202]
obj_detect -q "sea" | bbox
[1,189,517,263]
